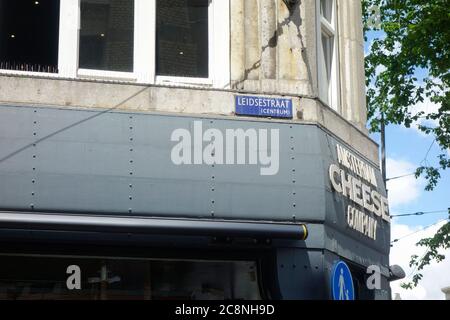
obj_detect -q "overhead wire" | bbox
[391,219,448,245]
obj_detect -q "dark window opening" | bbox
[79,0,134,73]
[348,264,376,300]
[0,0,60,73]
[0,255,262,300]
[156,0,209,78]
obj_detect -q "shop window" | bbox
[79,0,134,73]
[156,0,209,79]
[0,0,60,73]
[0,255,262,300]
[318,0,340,110]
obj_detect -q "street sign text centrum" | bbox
[235,95,293,119]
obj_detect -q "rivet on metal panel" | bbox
[129,113,135,212]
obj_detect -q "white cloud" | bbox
[375,65,387,76]
[390,221,450,300]
[386,158,424,209]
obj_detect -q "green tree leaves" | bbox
[364,0,449,191]
[363,0,450,289]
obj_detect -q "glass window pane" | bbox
[0,255,262,300]
[79,0,134,72]
[156,0,209,78]
[320,0,333,23]
[0,0,60,73]
[322,33,333,81]
[320,32,334,105]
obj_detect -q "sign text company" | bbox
[329,144,390,240]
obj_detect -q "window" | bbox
[318,0,340,110]
[79,0,134,73]
[156,0,209,79]
[0,255,262,300]
[0,0,229,87]
[0,0,60,74]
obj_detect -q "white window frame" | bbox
[154,0,229,88]
[1,0,229,88]
[71,0,149,81]
[317,0,340,111]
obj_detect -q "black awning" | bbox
[0,211,308,241]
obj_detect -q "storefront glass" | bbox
[0,255,261,300]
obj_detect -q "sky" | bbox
[365,32,450,300]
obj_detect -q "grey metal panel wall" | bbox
[0,104,390,266]
[0,105,326,221]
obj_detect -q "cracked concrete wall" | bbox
[231,0,367,131]
[231,0,317,97]
[337,0,367,131]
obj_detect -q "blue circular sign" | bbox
[331,261,355,300]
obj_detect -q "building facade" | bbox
[0,0,393,300]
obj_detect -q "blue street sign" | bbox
[331,261,355,300]
[235,95,293,119]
